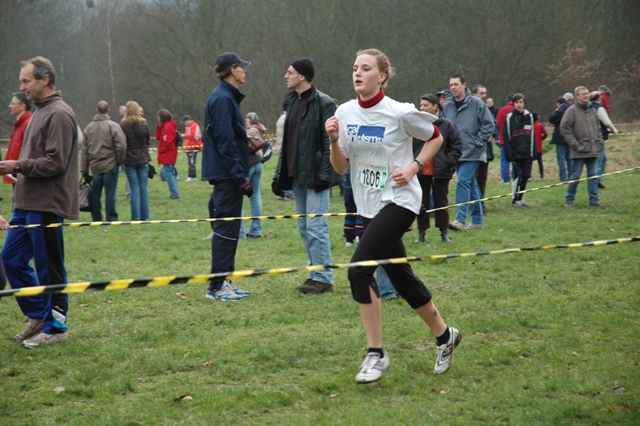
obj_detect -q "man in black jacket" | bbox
[273,58,337,294]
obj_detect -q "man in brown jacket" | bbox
[0,56,78,348]
[561,86,606,209]
[81,100,127,221]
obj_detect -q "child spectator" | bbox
[532,113,548,180]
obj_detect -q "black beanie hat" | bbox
[291,58,314,82]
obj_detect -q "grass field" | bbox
[0,134,638,425]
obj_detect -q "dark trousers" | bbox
[512,159,533,201]
[348,203,432,309]
[533,152,544,179]
[416,175,451,231]
[475,161,488,198]
[208,179,243,291]
[186,151,198,178]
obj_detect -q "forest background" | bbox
[0,0,639,136]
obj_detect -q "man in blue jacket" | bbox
[202,52,253,301]
[443,74,494,231]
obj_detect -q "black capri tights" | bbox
[348,203,432,309]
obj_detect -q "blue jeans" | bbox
[597,144,607,184]
[124,164,150,220]
[454,161,483,225]
[499,144,511,183]
[239,162,263,238]
[208,179,243,291]
[555,144,573,181]
[565,157,599,204]
[292,179,333,284]
[2,210,68,334]
[162,164,180,198]
[91,165,120,221]
[377,266,399,300]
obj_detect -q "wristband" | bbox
[329,138,339,143]
[412,159,423,172]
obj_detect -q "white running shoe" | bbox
[355,350,390,383]
[23,332,69,348]
[205,282,246,301]
[226,280,250,296]
[15,318,44,341]
[434,327,462,374]
[448,220,466,231]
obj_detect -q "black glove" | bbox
[82,173,92,184]
[272,178,283,197]
[237,179,254,198]
[314,179,330,192]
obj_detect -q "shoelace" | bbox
[361,354,383,371]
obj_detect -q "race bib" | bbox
[356,162,388,190]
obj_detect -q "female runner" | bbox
[325,49,462,383]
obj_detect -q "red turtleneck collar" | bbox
[358,89,385,108]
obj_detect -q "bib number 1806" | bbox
[359,168,387,189]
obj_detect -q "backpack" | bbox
[175,128,183,147]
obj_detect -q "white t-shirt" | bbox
[335,97,437,218]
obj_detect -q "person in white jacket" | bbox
[590,91,618,188]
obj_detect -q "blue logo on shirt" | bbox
[346,125,385,144]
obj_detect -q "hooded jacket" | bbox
[156,119,178,165]
[81,113,127,175]
[443,89,494,162]
[560,101,603,159]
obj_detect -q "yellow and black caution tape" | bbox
[0,236,637,298]
[8,166,639,229]
[10,213,356,229]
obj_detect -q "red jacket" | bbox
[496,102,514,145]
[155,120,178,165]
[534,122,548,154]
[4,111,32,184]
[183,120,202,152]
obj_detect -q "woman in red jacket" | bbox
[155,109,179,199]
